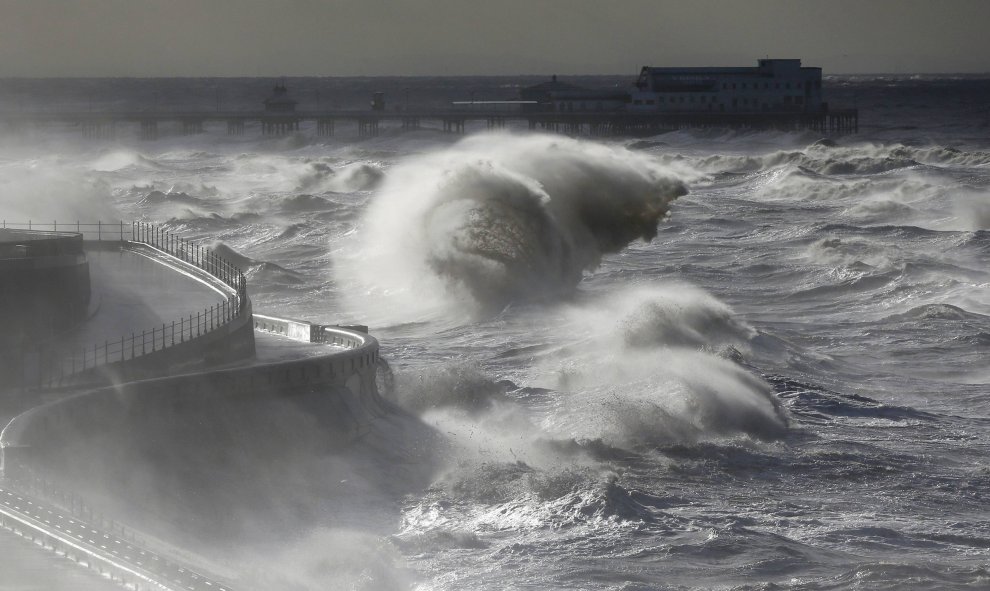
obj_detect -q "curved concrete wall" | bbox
[0,325,389,536]
[5,325,384,451]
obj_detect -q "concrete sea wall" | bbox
[1,325,389,536]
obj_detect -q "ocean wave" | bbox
[138,189,207,206]
[679,141,990,183]
[885,303,987,322]
[340,133,686,318]
[538,285,787,445]
[770,375,934,423]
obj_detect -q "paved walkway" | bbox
[53,246,228,354]
[0,485,233,591]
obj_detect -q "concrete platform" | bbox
[51,245,229,356]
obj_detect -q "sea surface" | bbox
[0,75,988,590]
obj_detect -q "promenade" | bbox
[1,484,232,591]
[55,246,228,354]
[1,221,384,589]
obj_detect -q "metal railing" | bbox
[11,220,250,388]
[1,219,132,242]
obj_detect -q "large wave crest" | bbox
[340,134,686,320]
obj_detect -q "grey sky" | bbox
[1,0,988,76]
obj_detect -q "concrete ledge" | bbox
[253,313,312,342]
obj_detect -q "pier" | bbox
[0,107,859,139]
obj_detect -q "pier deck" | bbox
[1,107,859,138]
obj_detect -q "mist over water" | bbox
[1,76,989,590]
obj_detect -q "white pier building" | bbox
[626,59,824,114]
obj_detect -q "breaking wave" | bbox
[339,134,686,319]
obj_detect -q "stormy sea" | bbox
[0,75,988,590]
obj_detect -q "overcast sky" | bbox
[1,0,988,77]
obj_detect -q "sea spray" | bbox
[537,284,788,445]
[337,133,686,321]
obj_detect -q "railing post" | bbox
[142,329,146,354]
[171,321,175,345]
[162,323,166,349]
[131,332,135,359]
[197,311,201,336]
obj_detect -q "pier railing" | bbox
[6,220,250,388]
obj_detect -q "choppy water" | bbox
[1,76,989,590]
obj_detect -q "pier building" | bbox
[627,59,823,113]
[263,81,297,113]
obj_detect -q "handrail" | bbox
[8,220,251,388]
[1,220,131,242]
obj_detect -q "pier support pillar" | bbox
[226,120,245,136]
[442,118,465,134]
[317,118,335,137]
[262,118,298,136]
[81,120,115,140]
[181,119,204,135]
[358,118,380,137]
[139,120,158,140]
